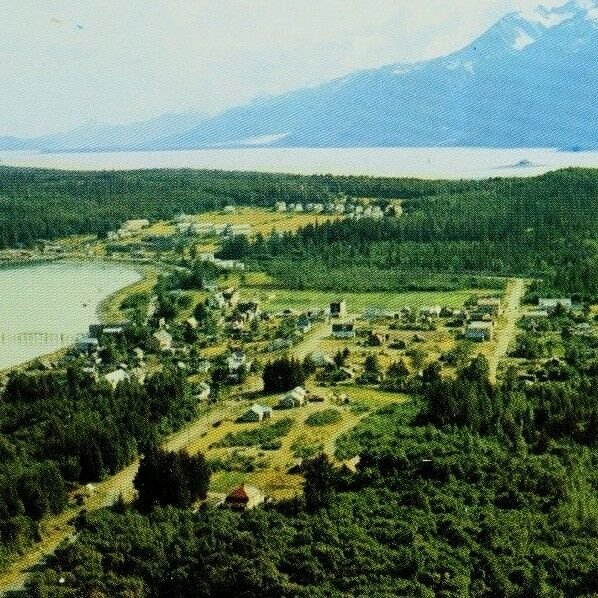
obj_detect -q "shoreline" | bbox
[0,259,159,377]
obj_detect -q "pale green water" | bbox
[0,261,141,369]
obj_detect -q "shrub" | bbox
[305,409,343,427]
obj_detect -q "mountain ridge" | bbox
[2,0,597,152]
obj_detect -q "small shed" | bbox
[239,404,272,423]
[296,314,312,333]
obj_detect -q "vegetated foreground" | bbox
[0,167,596,597]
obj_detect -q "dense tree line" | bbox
[262,356,308,393]
[134,446,211,511]
[25,405,597,597]
[0,166,485,248]
[0,364,195,566]
[219,168,598,296]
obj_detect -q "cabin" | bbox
[152,329,173,351]
[223,205,236,213]
[239,403,272,423]
[330,300,347,318]
[225,484,265,510]
[464,321,493,342]
[296,314,312,334]
[277,386,307,409]
[275,201,287,212]
[332,322,355,339]
[538,298,572,312]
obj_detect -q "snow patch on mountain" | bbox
[513,29,536,49]
[522,8,574,28]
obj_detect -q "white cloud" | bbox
[0,0,571,136]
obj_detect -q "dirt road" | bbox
[0,321,335,594]
[488,278,526,383]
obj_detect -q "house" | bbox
[332,322,355,339]
[419,305,442,318]
[294,203,304,212]
[104,369,129,389]
[193,223,216,236]
[196,360,211,374]
[213,258,245,270]
[152,329,173,351]
[267,338,294,352]
[225,484,265,510]
[464,321,494,342]
[76,336,99,354]
[185,316,199,330]
[176,222,193,234]
[330,300,347,318]
[278,386,307,409]
[476,297,502,316]
[309,351,335,367]
[274,201,287,212]
[296,314,312,334]
[538,298,572,312]
[227,350,251,373]
[238,403,272,423]
[223,205,236,213]
[223,223,252,237]
[209,293,227,309]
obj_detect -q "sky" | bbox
[0,0,571,137]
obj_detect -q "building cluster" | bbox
[175,221,252,238]
[463,297,502,341]
[274,200,400,220]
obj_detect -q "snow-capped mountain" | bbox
[4,0,597,151]
[156,0,598,150]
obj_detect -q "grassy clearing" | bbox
[185,207,342,236]
[240,287,500,313]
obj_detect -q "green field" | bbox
[241,287,500,312]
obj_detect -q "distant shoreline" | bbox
[1,147,597,179]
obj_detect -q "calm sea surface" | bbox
[0,261,140,369]
[1,147,597,178]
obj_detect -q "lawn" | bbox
[195,385,405,500]
[240,287,500,313]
